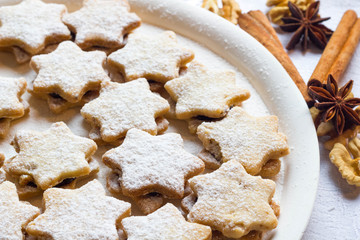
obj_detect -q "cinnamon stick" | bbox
[238,12,313,106]
[310,10,358,83]
[328,18,360,81]
[248,10,283,48]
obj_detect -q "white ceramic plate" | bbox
[0,0,319,239]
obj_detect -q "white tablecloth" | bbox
[181,0,360,239]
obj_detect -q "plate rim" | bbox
[128,0,320,239]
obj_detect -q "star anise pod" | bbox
[280,1,333,50]
[308,74,360,135]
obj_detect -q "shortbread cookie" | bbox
[0,77,27,138]
[197,107,289,175]
[4,122,97,195]
[0,181,40,240]
[103,128,205,199]
[107,31,194,83]
[182,199,279,239]
[81,78,170,143]
[198,149,281,178]
[122,203,212,240]
[0,0,70,58]
[164,61,250,119]
[106,170,164,214]
[30,41,109,113]
[187,160,278,239]
[26,180,131,239]
[63,0,140,50]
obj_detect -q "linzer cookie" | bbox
[81,79,170,144]
[107,31,194,83]
[0,181,40,239]
[4,122,98,198]
[26,180,131,239]
[197,107,289,175]
[0,0,70,62]
[0,77,28,138]
[122,203,211,240]
[198,149,282,178]
[103,128,205,213]
[30,41,109,113]
[164,61,250,119]
[186,160,278,239]
[63,0,140,51]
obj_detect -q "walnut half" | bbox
[330,140,360,186]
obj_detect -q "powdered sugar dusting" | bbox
[31,41,109,103]
[107,31,194,83]
[103,128,204,198]
[197,107,289,175]
[63,0,141,49]
[4,122,97,190]
[188,160,277,238]
[164,61,250,119]
[122,203,211,240]
[0,0,70,55]
[81,79,170,142]
[26,180,131,239]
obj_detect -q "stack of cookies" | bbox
[0,0,290,239]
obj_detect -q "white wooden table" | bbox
[180,0,360,239]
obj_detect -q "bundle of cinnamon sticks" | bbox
[203,0,360,106]
[237,10,360,106]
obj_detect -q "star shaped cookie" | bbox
[26,180,131,239]
[187,160,278,239]
[30,41,109,113]
[0,0,70,56]
[122,203,211,240]
[197,107,289,175]
[4,122,97,192]
[0,181,40,239]
[63,0,141,50]
[107,31,194,83]
[81,78,170,143]
[164,61,250,119]
[0,77,28,138]
[102,128,205,198]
